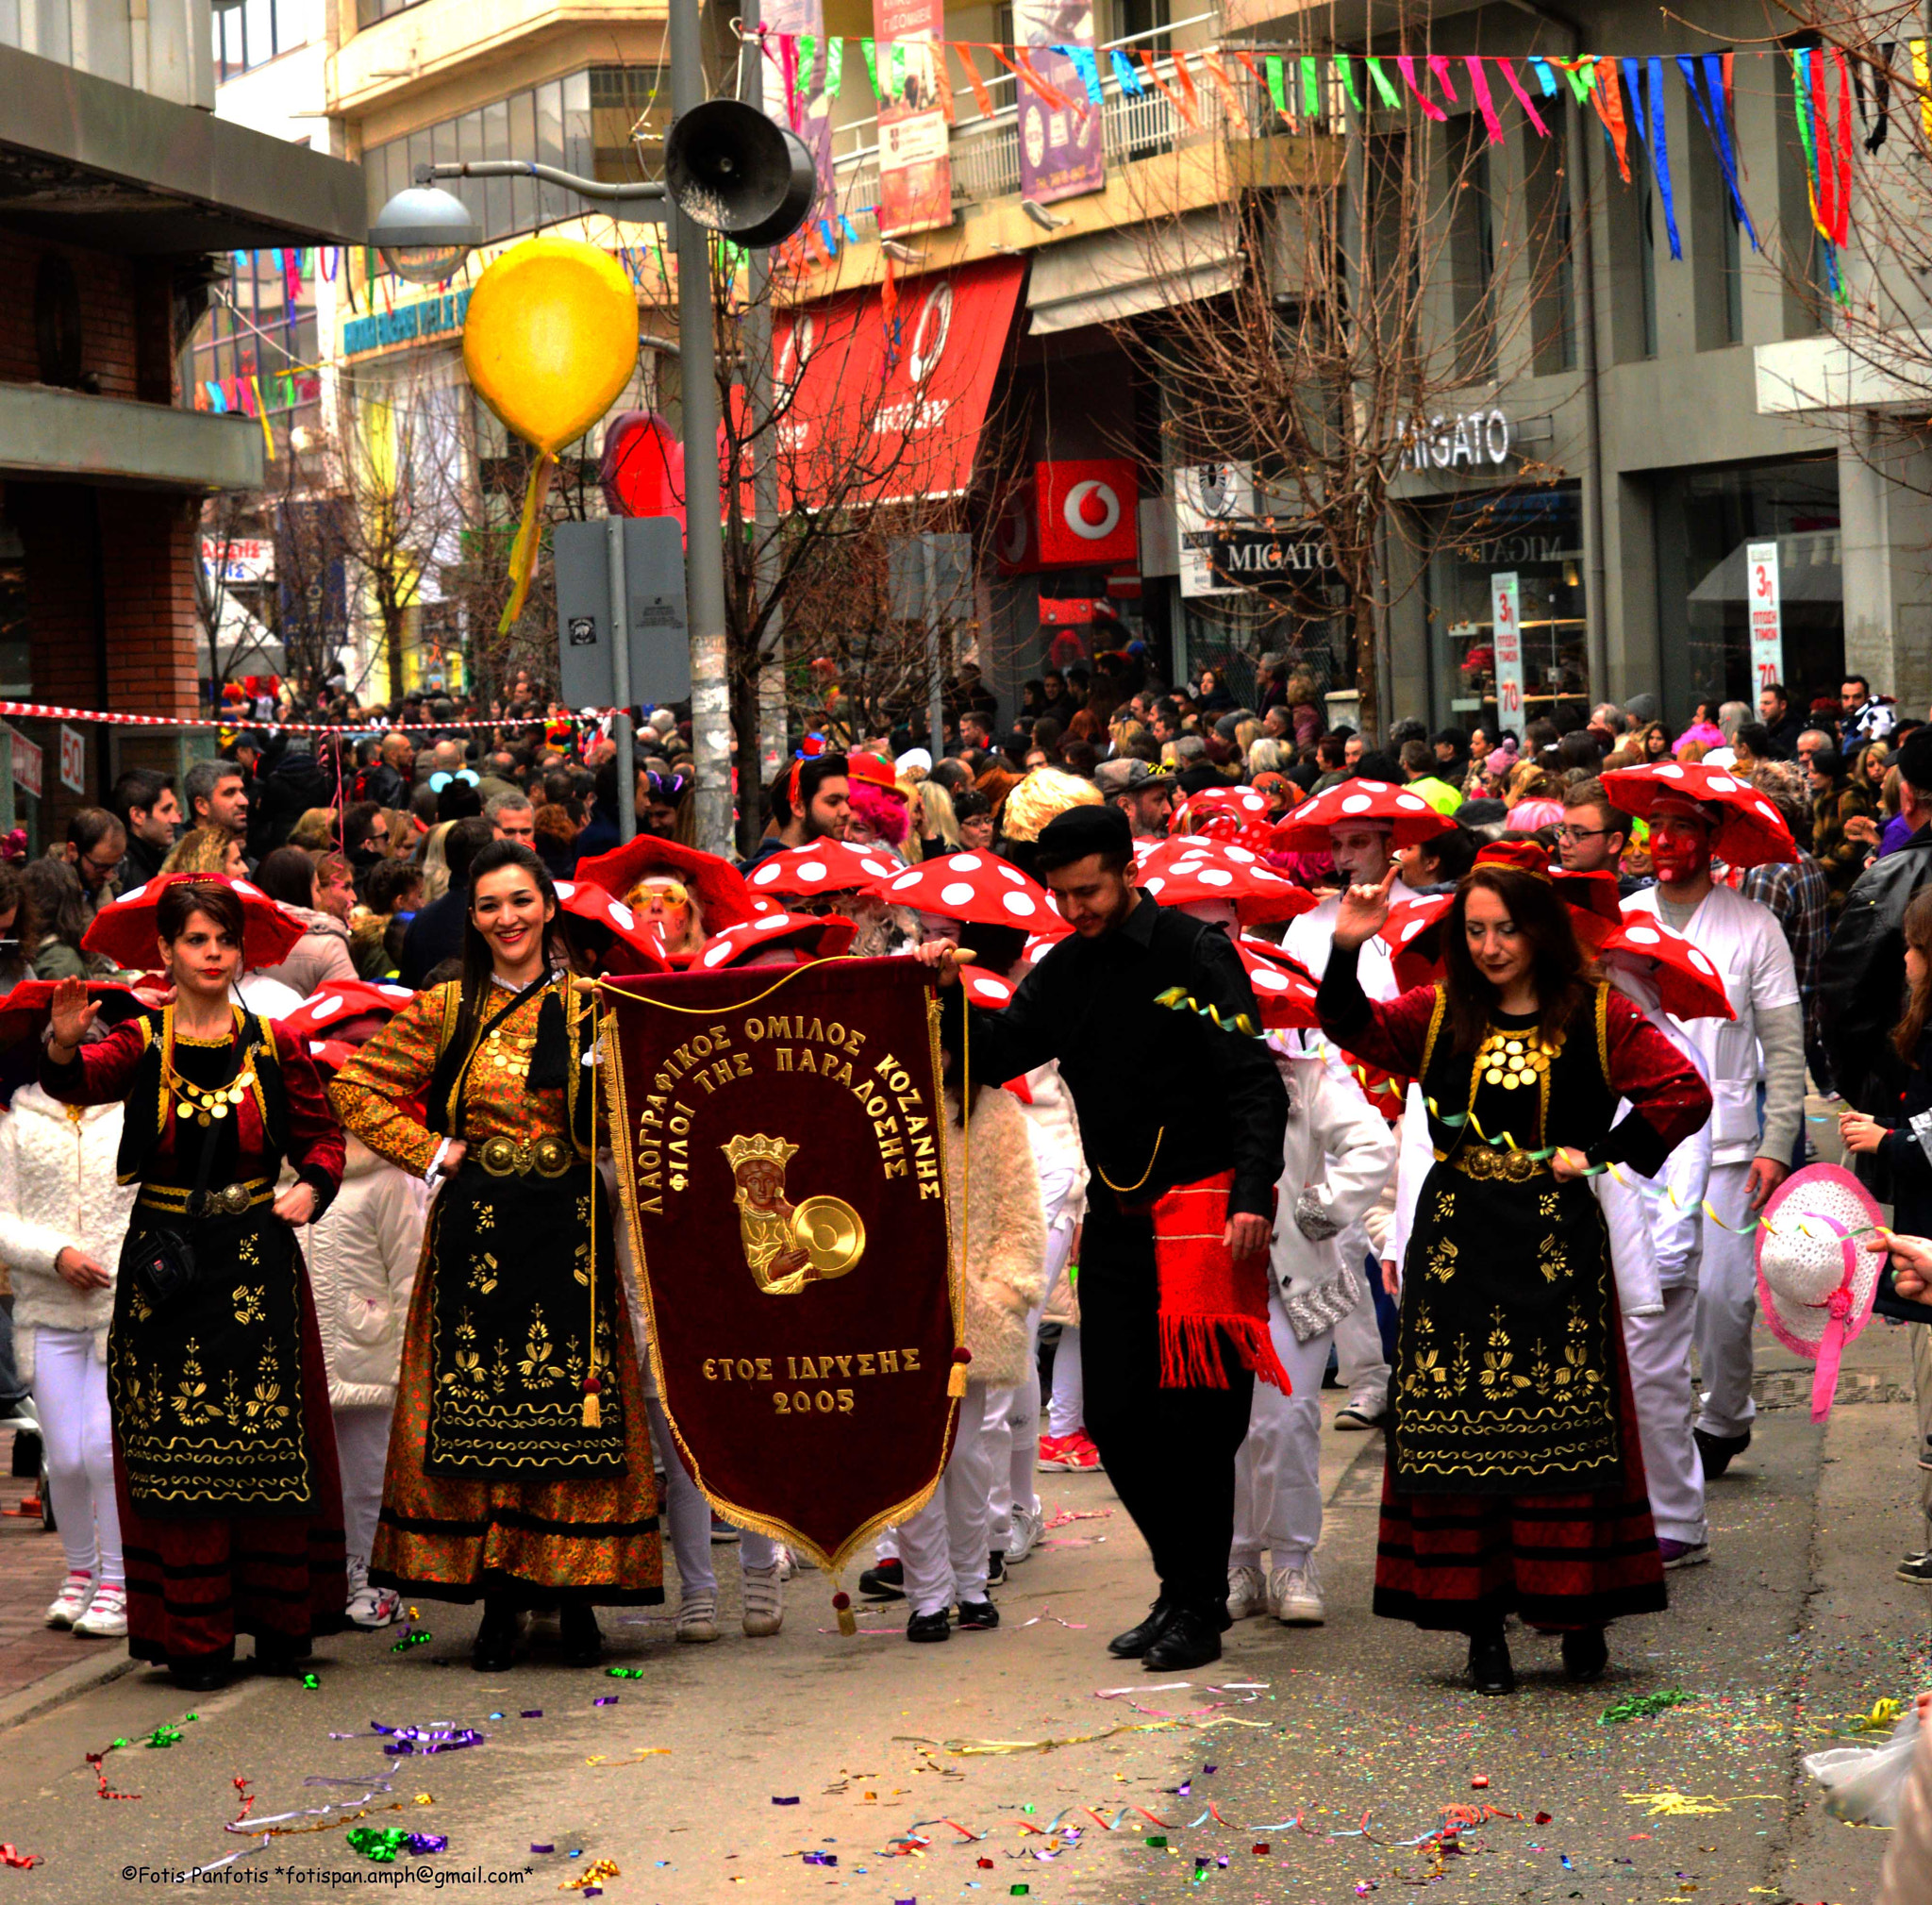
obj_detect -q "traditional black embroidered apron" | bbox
[1392,985,1624,1495]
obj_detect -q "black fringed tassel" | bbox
[526,987,570,1091]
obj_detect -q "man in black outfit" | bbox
[917,804,1288,1670]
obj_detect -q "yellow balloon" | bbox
[461,236,639,454]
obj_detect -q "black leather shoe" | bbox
[1560,1626,1607,1682]
[1142,1607,1222,1671]
[1694,1427,1750,1479]
[472,1598,520,1674]
[169,1653,231,1692]
[986,1550,1007,1587]
[859,1559,907,1601]
[1108,1599,1174,1659]
[957,1598,999,1630]
[1468,1629,1514,1696]
[906,1610,950,1643]
[559,1604,603,1667]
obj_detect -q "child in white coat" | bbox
[299,1130,425,1628]
[0,1084,137,1637]
[1228,1047,1396,1625]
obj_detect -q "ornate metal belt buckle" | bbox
[216,1182,252,1215]
[532,1137,570,1177]
[480,1137,518,1176]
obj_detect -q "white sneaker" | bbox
[1334,1393,1387,1430]
[676,1592,719,1643]
[44,1570,92,1629]
[1007,1501,1044,1566]
[1226,1563,1268,1620]
[774,1544,798,1582]
[347,1581,402,1629]
[1270,1559,1324,1626]
[73,1584,127,1638]
[741,1562,784,1637]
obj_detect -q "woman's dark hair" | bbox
[0,862,38,972]
[1811,747,1847,786]
[456,837,577,1008]
[155,877,244,946]
[364,857,423,914]
[1734,721,1777,760]
[256,844,318,910]
[1896,888,1932,1061]
[1415,825,1479,884]
[24,859,89,953]
[952,788,992,824]
[1441,865,1591,1054]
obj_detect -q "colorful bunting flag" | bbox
[1648,57,1681,260]
[1068,43,1105,108]
[1111,47,1144,96]
[1593,56,1632,182]
[1364,57,1402,109]
[1466,57,1503,142]
[1396,56,1446,122]
[954,42,994,118]
[1498,56,1549,137]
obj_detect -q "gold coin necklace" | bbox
[161,1008,252,1127]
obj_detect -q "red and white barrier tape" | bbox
[0,700,611,737]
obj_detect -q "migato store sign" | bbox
[1402,409,1514,471]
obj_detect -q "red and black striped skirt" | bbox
[1373,1329,1666,1632]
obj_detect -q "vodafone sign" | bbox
[1035,459,1139,568]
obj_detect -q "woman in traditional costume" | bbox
[42,877,346,1691]
[326,840,660,1672]
[1314,842,1710,1695]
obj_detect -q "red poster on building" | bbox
[1036,458,1140,567]
[874,0,952,237]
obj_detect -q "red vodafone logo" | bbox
[1063,478,1122,542]
[1035,458,1139,568]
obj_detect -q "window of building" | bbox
[356,0,426,28]
[1446,114,1496,382]
[212,0,299,78]
[186,249,323,439]
[1424,488,1589,731]
[1606,161,1657,362]
[1688,81,1744,351]
[1523,99,1574,375]
[361,69,667,247]
[1653,459,1842,710]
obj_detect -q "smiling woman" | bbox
[326,841,663,1674]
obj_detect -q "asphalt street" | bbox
[0,1327,1924,1905]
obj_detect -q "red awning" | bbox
[765,258,1024,511]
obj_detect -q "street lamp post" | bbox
[366,1,812,859]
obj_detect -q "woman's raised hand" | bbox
[46,978,100,1058]
[1331,863,1398,952]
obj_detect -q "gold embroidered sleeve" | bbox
[327,985,451,1178]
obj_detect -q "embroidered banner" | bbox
[601,958,960,1573]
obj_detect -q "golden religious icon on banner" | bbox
[724,1133,867,1295]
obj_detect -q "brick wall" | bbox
[0,231,158,403]
[2,482,202,831]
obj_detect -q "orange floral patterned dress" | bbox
[327,977,661,1606]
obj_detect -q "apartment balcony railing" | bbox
[829,14,1282,225]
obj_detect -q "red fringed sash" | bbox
[1142,1173,1291,1394]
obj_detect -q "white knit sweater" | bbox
[0,1087,136,1379]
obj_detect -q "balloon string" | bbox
[498,450,557,636]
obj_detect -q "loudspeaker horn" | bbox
[665,99,817,249]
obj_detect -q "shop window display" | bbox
[1426,488,1588,734]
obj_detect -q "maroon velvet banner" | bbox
[600,958,960,1574]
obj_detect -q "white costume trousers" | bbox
[34,1327,121,1584]
[1230,1294,1337,1570]
[645,1395,776,1597]
[898,1380,993,1616]
[331,1404,393,1566]
[1622,1288,1707,1544]
[1331,1225,1389,1403]
[1694,1161,1759,1441]
[1047,1328,1084,1437]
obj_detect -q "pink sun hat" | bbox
[1755,1163,1888,1422]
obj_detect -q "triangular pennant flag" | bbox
[1140,49,1195,125]
[860,37,878,100]
[1427,54,1458,103]
[1300,54,1320,119]
[824,37,843,102]
[1396,56,1447,121]
[1529,57,1557,99]
[1111,46,1144,95]
[1499,57,1550,137]
[1831,46,1855,245]
[797,33,816,105]
[1620,58,1647,145]
[1364,56,1402,109]
[889,41,908,98]
[954,42,994,117]
[1795,51,1831,243]
[1201,51,1248,131]
[1649,57,1681,259]
[1682,53,1757,248]
[1593,56,1632,181]
[1169,48,1203,121]
[929,44,953,122]
[1554,55,1596,106]
[1465,57,1503,141]
[1260,53,1287,118]
[1333,54,1363,113]
[1068,43,1105,108]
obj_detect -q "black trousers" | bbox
[1080,1188,1255,1613]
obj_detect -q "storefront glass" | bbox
[1176,576,1352,709]
[1653,458,1842,713]
[1424,486,1589,736]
